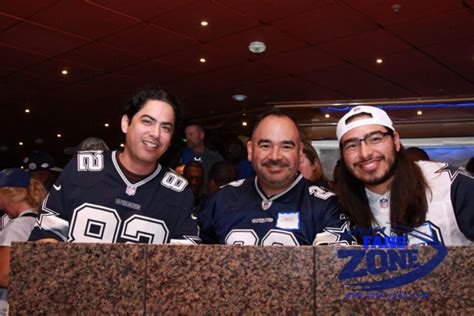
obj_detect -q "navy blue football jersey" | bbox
[29,150,199,244]
[198,174,356,246]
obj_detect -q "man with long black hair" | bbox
[336,105,474,245]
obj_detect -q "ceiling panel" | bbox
[158,42,246,73]
[423,38,474,83]
[205,25,309,59]
[0,0,57,18]
[273,2,378,45]
[230,76,346,111]
[0,21,87,56]
[341,0,463,26]
[259,46,343,75]
[150,0,259,42]
[25,58,102,85]
[29,0,140,39]
[388,9,474,47]
[0,44,46,73]
[354,49,474,96]
[300,62,416,99]
[89,0,196,20]
[319,29,411,62]
[120,59,194,83]
[214,0,332,23]
[0,0,473,156]
[0,13,21,30]
[59,42,146,72]
[101,22,197,58]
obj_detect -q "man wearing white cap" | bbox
[335,105,474,246]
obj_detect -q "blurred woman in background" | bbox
[0,168,47,313]
[299,141,331,189]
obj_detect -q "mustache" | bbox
[355,156,384,166]
[262,159,290,167]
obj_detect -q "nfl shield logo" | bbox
[261,201,272,210]
[379,198,389,208]
[126,185,136,196]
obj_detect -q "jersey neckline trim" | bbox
[254,173,303,203]
[111,150,162,190]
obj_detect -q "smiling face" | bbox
[121,100,175,175]
[341,120,401,194]
[247,115,302,196]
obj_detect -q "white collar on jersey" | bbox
[254,174,303,210]
[111,150,162,196]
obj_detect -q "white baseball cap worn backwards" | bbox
[336,106,394,141]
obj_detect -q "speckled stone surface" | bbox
[145,245,314,315]
[9,242,146,314]
[315,246,474,315]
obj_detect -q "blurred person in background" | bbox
[23,151,62,191]
[179,124,223,194]
[183,161,204,206]
[0,168,47,313]
[207,161,238,194]
[466,157,474,173]
[299,141,330,189]
[405,146,430,162]
[64,137,110,154]
[223,137,255,180]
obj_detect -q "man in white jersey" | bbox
[335,105,474,246]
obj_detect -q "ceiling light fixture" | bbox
[376,58,383,64]
[232,94,247,102]
[57,133,62,138]
[104,123,109,127]
[120,143,125,148]
[201,21,208,26]
[19,141,23,146]
[417,110,423,116]
[199,58,206,63]
[242,121,248,127]
[392,3,401,13]
[61,69,68,75]
[25,108,30,113]
[248,41,266,54]
[324,114,330,118]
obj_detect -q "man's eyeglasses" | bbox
[342,131,392,153]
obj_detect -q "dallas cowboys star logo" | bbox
[435,164,474,182]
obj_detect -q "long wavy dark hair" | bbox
[336,143,430,234]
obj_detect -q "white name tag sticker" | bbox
[276,212,300,230]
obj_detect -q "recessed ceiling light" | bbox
[25,108,30,113]
[61,69,68,75]
[324,114,330,118]
[376,58,383,64]
[201,21,208,26]
[199,58,206,63]
[19,141,23,146]
[232,94,247,102]
[120,143,125,148]
[417,110,423,116]
[242,121,248,127]
[104,123,109,127]
[57,133,62,138]
[248,41,266,54]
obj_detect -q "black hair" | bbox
[209,161,238,187]
[123,86,180,123]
